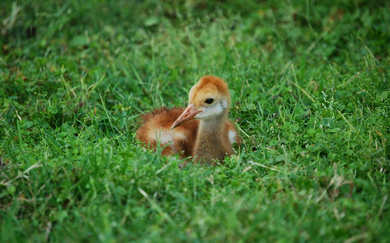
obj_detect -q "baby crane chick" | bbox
[136,76,240,165]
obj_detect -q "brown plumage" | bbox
[136,76,240,165]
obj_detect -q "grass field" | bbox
[1,0,389,242]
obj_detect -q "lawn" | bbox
[1,0,389,242]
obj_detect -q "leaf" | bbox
[144,17,159,27]
[24,121,34,129]
[69,35,89,47]
[307,128,316,136]
[245,103,256,111]
[48,106,58,114]
[380,91,388,101]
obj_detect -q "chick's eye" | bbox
[205,98,214,104]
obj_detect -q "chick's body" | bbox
[136,76,240,165]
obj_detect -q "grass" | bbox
[1,0,389,242]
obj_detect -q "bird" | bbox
[136,76,240,165]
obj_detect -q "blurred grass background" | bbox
[1,0,389,242]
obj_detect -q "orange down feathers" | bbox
[136,76,240,165]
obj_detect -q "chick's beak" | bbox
[171,104,201,129]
